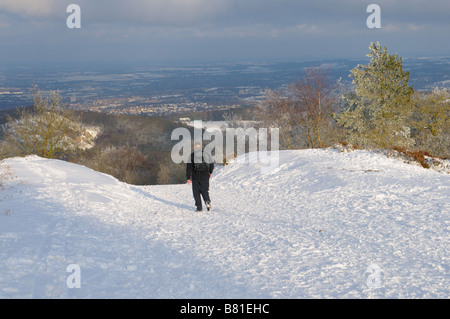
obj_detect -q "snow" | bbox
[0,149,449,298]
[187,120,261,131]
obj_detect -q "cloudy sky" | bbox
[0,0,449,65]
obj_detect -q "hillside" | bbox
[0,149,449,298]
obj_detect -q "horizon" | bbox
[1,56,449,112]
[2,53,450,68]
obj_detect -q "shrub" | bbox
[391,146,433,169]
[5,88,90,159]
[87,146,152,185]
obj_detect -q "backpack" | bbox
[193,153,209,172]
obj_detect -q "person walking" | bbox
[186,142,214,212]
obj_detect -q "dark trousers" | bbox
[192,178,211,210]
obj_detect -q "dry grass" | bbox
[0,164,12,189]
[391,146,433,169]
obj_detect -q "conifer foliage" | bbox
[338,42,415,148]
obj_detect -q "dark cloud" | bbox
[0,0,448,64]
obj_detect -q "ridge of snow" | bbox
[0,149,449,298]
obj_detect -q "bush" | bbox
[410,89,450,158]
[391,146,433,169]
[84,146,152,185]
[5,88,90,159]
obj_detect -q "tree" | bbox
[410,88,450,157]
[291,67,338,148]
[258,89,298,149]
[258,68,340,149]
[5,88,88,158]
[338,42,415,148]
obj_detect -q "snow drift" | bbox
[0,149,448,298]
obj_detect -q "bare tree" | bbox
[258,68,338,149]
[222,111,242,129]
[258,89,297,149]
[291,67,337,148]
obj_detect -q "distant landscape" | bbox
[1,57,449,114]
[1,54,448,186]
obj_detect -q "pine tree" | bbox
[338,42,415,148]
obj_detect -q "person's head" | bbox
[194,142,202,150]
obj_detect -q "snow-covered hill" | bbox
[0,149,448,298]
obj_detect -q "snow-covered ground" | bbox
[0,149,448,298]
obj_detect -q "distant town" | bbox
[1,58,449,115]
[66,86,265,116]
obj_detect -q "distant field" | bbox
[1,57,449,111]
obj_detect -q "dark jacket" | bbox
[186,150,214,181]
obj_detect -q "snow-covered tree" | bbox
[5,88,90,158]
[410,88,450,157]
[338,42,415,148]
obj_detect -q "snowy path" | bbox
[0,150,449,298]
